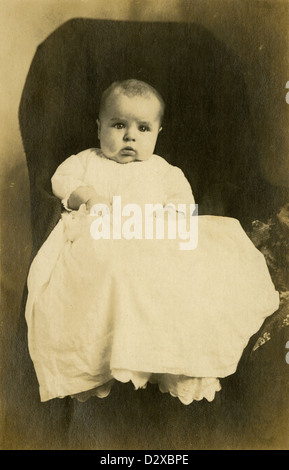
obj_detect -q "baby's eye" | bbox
[113,123,125,129]
[138,125,150,132]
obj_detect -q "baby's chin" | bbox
[102,152,152,164]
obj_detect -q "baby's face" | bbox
[97,92,162,163]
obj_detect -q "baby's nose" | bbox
[123,127,136,141]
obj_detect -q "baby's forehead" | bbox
[108,88,159,106]
[102,89,162,121]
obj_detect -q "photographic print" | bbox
[1,0,289,451]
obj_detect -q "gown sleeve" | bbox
[51,150,91,209]
[164,164,196,213]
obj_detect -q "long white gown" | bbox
[25,149,279,403]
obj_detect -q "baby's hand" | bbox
[68,186,110,212]
[85,195,110,212]
[68,186,97,210]
[86,196,111,213]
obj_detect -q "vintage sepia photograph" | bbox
[1,0,289,451]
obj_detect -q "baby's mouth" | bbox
[121,147,137,156]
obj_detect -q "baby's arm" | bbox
[51,152,107,211]
[164,166,195,217]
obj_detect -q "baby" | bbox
[25,79,279,405]
[65,80,165,211]
[52,79,195,247]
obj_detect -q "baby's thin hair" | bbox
[99,79,165,123]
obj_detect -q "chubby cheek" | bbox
[136,142,156,161]
[100,130,121,154]
[143,136,158,154]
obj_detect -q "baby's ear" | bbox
[96,119,101,139]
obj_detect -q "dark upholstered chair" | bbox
[19,18,271,255]
[8,18,288,449]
